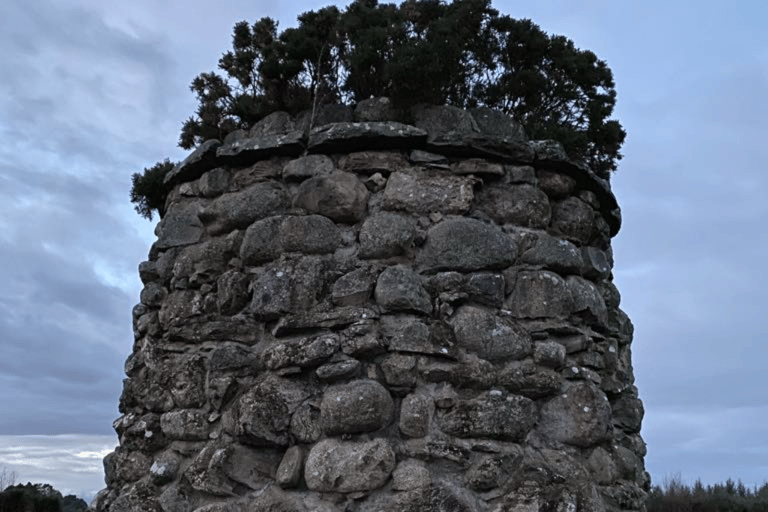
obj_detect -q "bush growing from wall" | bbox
[131,0,626,220]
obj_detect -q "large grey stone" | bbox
[249,257,327,320]
[261,334,340,370]
[358,212,417,259]
[282,154,335,180]
[518,230,583,275]
[293,171,369,223]
[537,382,613,447]
[399,393,433,438]
[496,360,563,399]
[439,392,536,441]
[249,111,299,137]
[199,167,230,198]
[332,268,375,307]
[239,216,283,265]
[375,265,432,314]
[164,139,221,188]
[413,104,534,162]
[279,215,341,254]
[154,199,205,249]
[305,438,396,492]
[218,114,305,165]
[475,184,551,229]
[234,375,309,447]
[449,305,531,361]
[567,276,608,326]
[159,409,209,441]
[551,196,596,245]
[308,122,427,152]
[354,97,398,122]
[505,270,574,319]
[469,107,526,141]
[339,151,408,174]
[382,170,474,215]
[380,315,454,357]
[320,379,394,435]
[199,182,288,235]
[381,353,418,387]
[419,218,517,272]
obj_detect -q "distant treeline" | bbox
[648,474,768,512]
[0,482,86,512]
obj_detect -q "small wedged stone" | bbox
[451,158,504,176]
[567,276,608,326]
[320,379,394,435]
[418,218,517,272]
[276,446,304,488]
[316,359,361,381]
[399,393,433,438]
[382,169,474,215]
[308,122,427,152]
[304,438,396,493]
[293,171,369,223]
[581,246,612,279]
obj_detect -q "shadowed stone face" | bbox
[106,101,644,512]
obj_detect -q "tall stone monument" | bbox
[93,99,647,511]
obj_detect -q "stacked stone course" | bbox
[96,98,647,511]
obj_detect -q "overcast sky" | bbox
[0,0,766,502]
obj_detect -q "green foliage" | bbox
[0,483,63,512]
[646,473,768,512]
[129,159,176,221]
[133,0,628,220]
[176,0,625,175]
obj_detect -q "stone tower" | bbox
[93,99,647,511]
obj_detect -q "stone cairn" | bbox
[94,98,648,511]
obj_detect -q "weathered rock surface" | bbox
[419,218,517,272]
[104,100,644,512]
[304,438,396,492]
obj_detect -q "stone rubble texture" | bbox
[94,99,647,512]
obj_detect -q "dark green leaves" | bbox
[130,159,176,221]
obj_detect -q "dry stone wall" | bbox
[94,98,648,512]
